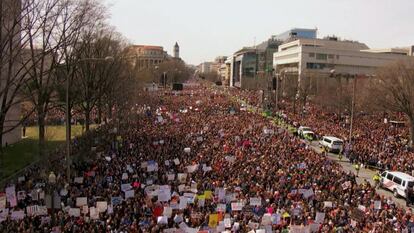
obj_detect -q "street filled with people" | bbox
[1,81,414,232]
[231,88,414,175]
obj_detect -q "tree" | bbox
[74,28,127,131]
[370,60,414,147]
[21,0,100,157]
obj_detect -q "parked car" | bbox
[319,136,344,153]
[380,171,414,198]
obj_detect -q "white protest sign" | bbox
[179,196,187,209]
[89,207,99,219]
[96,201,108,213]
[323,201,333,208]
[224,217,232,228]
[173,158,180,165]
[184,148,191,153]
[163,206,172,217]
[74,177,83,184]
[158,216,168,225]
[167,173,175,181]
[231,202,244,211]
[76,197,88,207]
[315,212,325,224]
[68,208,80,217]
[122,172,128,180]
[249,197,261,206]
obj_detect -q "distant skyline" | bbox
[105,0,414,65]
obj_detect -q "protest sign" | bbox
[11,210,25,221]
[164,206,172,217]
[111,196,123,206]
[74,177,83,184]
[167,173,175,181]
[6,186,17,207]
[187,164,199,173]
[96,201,108,213]
[179,196,187,209]
[231,202,244,211]
[121,183,132,192]
[249,197,261,206]
[89,207,99,220]
[68,208,80,217]
[76,197,87,207]
[208,214,218,228]
[125,190,134,199]
[323,201,333,208]
[158,216,168,225]
[315,212,325,224]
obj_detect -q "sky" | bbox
[105,0,414,65]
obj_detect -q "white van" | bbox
[319,136,344,153]
[380,171,414,198]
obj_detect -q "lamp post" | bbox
[349,74,357,148]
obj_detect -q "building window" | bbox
[316,53,327,60]
[328,54,334,59]
[336,55,340,59]
[309,53,315,57]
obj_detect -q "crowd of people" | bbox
[24,107,101,127]
[230,88,414,175]
[1,81,414,232]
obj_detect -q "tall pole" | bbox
[275,73,279,112]
[65,73,71,180]
[349,75,357,148]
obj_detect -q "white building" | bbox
[273,37,414,78]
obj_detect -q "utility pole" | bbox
[349,75,357,147]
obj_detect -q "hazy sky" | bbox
[105,0,414,65]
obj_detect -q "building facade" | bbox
[0,0,22,146]
[273,37,414,80]
[126,45,167,70]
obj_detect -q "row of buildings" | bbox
[199,28,414,89]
